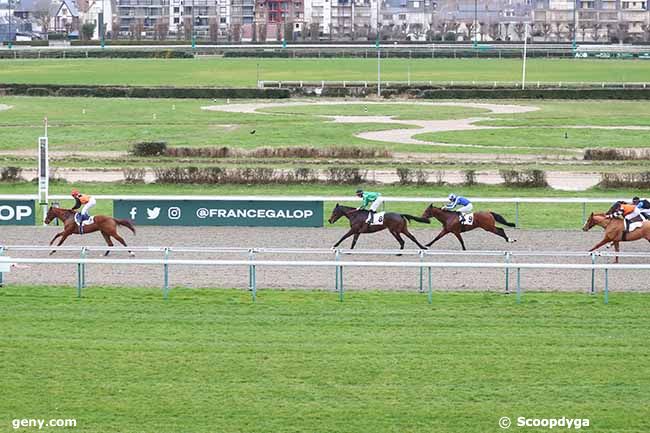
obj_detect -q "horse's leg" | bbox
[101,232,114,256]
[589,238,612,254]
[493,227,516,243]
[333,229,356,248]
[388,230,405,256]
[401,227,427,250]
[613,241,620,264]
[49,232,63,246]
[426,229,449,247]
[111,232,135,257]
[49,232,72,255]
[350,233,361,249]
[452,232,467,250]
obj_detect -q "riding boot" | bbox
[459,213,465,224]
[368,210,375,224]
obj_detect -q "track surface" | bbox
[3,226,649,293]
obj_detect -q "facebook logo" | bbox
[129,207,137,220]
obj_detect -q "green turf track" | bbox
[0,58,649,87]
[0,287,648,433]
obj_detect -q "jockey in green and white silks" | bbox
[356,189,383,223]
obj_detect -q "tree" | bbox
[617,22,629,43]
[134,18,144,40]
[81,22,95,40]
[209,17,218,41]
[540,23,552,42]
[488,22,500,41]
[591,23,602,42]
[642,24,650,43]
[32,0,53,35]
[155,21,168,40]
[579,22,589,42]
[513,22,525,41]
[310,22,319,42]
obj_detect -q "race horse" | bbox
[582,212,650,263]
[328,204,430,250]
[421,205,516,250]
[44,206,136,256]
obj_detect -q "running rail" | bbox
[1,254,645,305]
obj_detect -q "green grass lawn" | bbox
[0,58,649,87]
[4,182,632,229]
[0,286,648,433]
[2,97,650,156]
[416,127,650,149]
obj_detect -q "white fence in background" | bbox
[2,245,648,305]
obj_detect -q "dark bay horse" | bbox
[328,204,429,250]
[44,206,136,256]
[421,205,516,250]
[583,212,650,263]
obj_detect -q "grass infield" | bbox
[0,286,648,433]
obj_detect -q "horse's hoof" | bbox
[129,252,136,257]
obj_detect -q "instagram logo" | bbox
[168,207,182,220]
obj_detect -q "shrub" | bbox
[123,168,146,183]
[0,167,22,182]
[415,169,430,185]
[499,169,548,187]
[598,172,650,188]
[463,169,477,186]
[161,146,391,159]
[153,166,320,185]
[131,141,167,156]
[325,167,368,184]
[396,167,414,185]
[584,148,650,161]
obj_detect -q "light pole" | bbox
[473,0,477,48]
[8,0,13,49]
[99,0,105,48]
[572,0,577,53]
[191,0,196,48]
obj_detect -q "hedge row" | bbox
[224,49,574,59]
[0,84,290,99]
[291,86,650,100]
[584,148,650,161]
[0,49,193,59]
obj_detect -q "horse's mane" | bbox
[335,204,358,212]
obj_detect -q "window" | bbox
[399,13,406,20]
[174,6,179,12]
[220,16,226,22]
[174,17,179,23]
[413,1,419,6]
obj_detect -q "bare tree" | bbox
[32,0,54,35]
[579,22,589,42]
[617,22,629,43]
[209,17,218,41]
[540,23,551,41]
[591,23,602,42]
[642,24,650,43]
[410,23,424,41]
[487,22,500,41]
[310,22,319,42]
[465,20,474,41]
[182,16,192,40]
[134,18,143,40]
[258,24,267,42]
[502,22,511,41]
[155,21,168,40]
[513,21,525,41]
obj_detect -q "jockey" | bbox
[356,189,383,223]
[608,201,641,232]
[71,189,96,229]
[632,196,650,218]
[444,193,473,224]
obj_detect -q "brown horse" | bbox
[328,204,429,250]
[44,206,136,256]
[582,212,650,263]
[421,205,516,250]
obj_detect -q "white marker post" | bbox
[38,117,49,225]
[521,24,528,90]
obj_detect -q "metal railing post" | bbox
[604,268,609,305]
[0,246,4,287]
[427,266,432,304]
[80,247,87,289]
[590,252,596,295]
[582,202,587,225]
[418,250,424,293]
[516,267,521,304]
[163,247,170,300]
[335,249,343,302]
[249,249,256,302]
[504,251,511,294]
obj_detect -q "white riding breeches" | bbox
[369,197,384,212]
[625,207,642,221]
[81,197,97,216]
[457,203,473,214]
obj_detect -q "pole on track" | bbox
[163,247,170,300]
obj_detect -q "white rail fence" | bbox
[0,195,625,228]
[2,245,649,304]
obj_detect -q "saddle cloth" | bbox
[460,213,474,225]
[367,211,386,226]
[75,214,95,227]
[626,215,645,233]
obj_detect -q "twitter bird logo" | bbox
[146,207,161,220]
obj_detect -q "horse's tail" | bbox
[402,214,430,224]
[490,212,516,227]
[116,218,136,234]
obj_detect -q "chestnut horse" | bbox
[582,212,650,263]
[421,205,516,250]
[44,206,136,256]
[328,204,429,250]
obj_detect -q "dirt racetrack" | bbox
[2,226,649,293]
